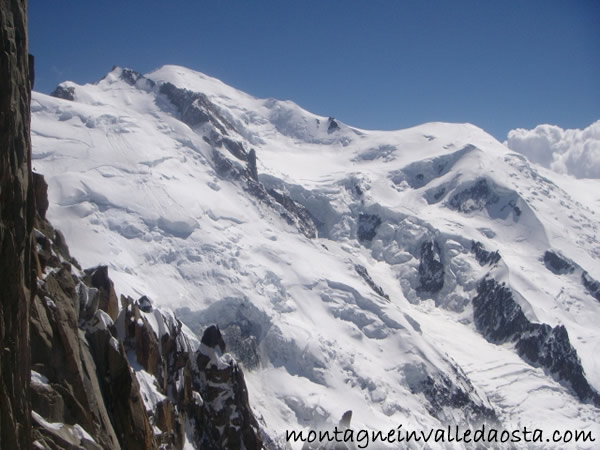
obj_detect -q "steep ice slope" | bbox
[32,66,600,447]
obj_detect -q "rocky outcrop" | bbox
[201,324,226,353]
[543,250,574,275]
[192,326,263,449]
[541,250,600,302]
[118,295,188,448]
[582,271,600,302]
[473,277,600,407]
[248,149,258,181]
[471,241,501,266]
[32,172,49,219]
[357,213,381,242]
[159,82,234,133]
[327,117,339,133]
[85,310,156,450]
[417,240,445,294]
[50,85,75,101]
[116,297,268,449]
[117,67,156,89]
[84,266,119,321]
[30,268,123,450]
[31,410,104,450]
[222,136,249,161]
[449,178,500,213]
[407,368,497,426]
[448,178,522,219]
[1,0,35,446]
[354,264,389,300]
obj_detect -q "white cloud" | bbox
[505,120,600,179]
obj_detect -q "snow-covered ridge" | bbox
[32,65,600,447]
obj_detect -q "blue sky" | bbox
[29,1,599,140]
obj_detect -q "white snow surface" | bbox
[136,369,167,413]
[32,411,98,446]
[32,65,600,447]
[30,370,50,389]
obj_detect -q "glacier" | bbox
[31,65,600,448]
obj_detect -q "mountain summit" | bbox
[31,65,600,447]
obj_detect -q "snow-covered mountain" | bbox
[31,65,600,448]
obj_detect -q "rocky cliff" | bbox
[1,0,35,447]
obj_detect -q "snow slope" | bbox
[32,66,600,448]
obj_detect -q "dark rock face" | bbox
[247,148,258,181]
[354,264,390,300]
[543,250,575,275]
[408,369,497,426]
[119,295,189,449]
[357,213,381,242]
[212,148,241,180]
[118,297,268,449]
[118,67,155,89]
[201,324,226,354]
[193,327,263,450]
[1,1,35,446]
[137,294,153,312]
[121,311,266,449]
[91,329,157,450]
[515,324,594,402]
[50,85,75,101]
[448,178,522,219]
[472,279,529,343]
[84,266,119,321]
[222,137,248,161]
[31,269,124,449]
[471,241,501,266]
[473,278,600,406]
[33,202,77,278]
[159,82,233,133]
[582,271,600,302]
[119,67,144,85]
[428,185,447,203]
[327,117,339,133]
[32,172,49,219]
[417,240,445,294]
[449,178,499,213]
